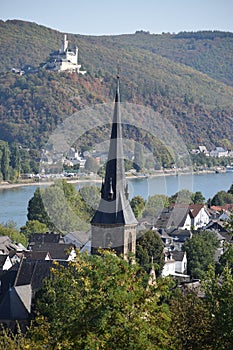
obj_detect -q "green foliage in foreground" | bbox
[30,251,175,350]
[1,254,233,350]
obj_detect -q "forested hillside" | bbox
[0,20,233,151]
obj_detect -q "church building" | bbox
[91,77,138,257]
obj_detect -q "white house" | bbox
[210,147,228,158]
[162,252,176,277]
[172,251,187,274]
[189,204,210,229]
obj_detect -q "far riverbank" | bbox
[0,167,225,191]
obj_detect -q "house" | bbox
[154,206,190,230]
[0,236,27,255]
[162,251,189,279]
[154,204,210,231]
[172,251,187,275]
[0,259,68,328]
[189,204,210,230]
[63,231,90,249]
[30,243,76,261]
[167,228,192,250]
[209,147,228,158]
[162,252,176,277]
[28,233,63,249]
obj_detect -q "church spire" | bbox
[91,77,137,255]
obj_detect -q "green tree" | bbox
[10,142,20,177]
[136,229,164,274]
[217,244,233,273]
[143,194,169,218]
[170,290,213,350]
[20,219,48,239]
[169,189,194,205]
[84,157,99,173]
[204,265,233,349]
[130,195,146,218]
[211,190,233,206]
[183,231,219,279]
[27,187,51,227]
[0,222,27,247]
[27,181,97,233]
[1,143,10,181]
[133,142,145,172]
[227,183,233,195]
[192,191,205,204]
[32,251,174,350]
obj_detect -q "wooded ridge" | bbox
[0,20,233,150]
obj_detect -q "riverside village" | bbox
[0,32,233,349]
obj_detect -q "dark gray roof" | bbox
[91,78,137,226]
[0,255,8,268]
[155,206,189,229]
[30,243,74,260]
[0,264,19,303]
[0,285,31,320]
[24,251,51,260]
[172,251,186,262]
[29,233,62,246]
[167,228,192,242]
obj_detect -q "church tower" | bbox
[91,77,138,257]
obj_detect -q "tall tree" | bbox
[10,142,20,177]
[133,142,145,172]
[130,195,146,218]
[136,229,164,274]
[1,143,10,181]
[204,265,233,350]
[182,231,219,279]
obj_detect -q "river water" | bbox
[0,172,232,229]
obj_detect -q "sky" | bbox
[1,0,233,35]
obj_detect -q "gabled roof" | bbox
[167,228,192,242]
[189,204,207,218]
[0,255,8,268]
[0,285,31,320]
[31,243,74,260]
[155,207,189,229]
[172,251,186,262]
[14,259,53,291]
[24,251,51,260]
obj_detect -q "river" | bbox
[0,172,232,229]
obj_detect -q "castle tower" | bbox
[61,34,68,52]
[91,77,138,257]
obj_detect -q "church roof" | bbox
[91,78,137,226]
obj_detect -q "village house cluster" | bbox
[191,145,233,158]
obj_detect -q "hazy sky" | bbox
[1,0,233,35]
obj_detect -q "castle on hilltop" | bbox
[44,34,86,74]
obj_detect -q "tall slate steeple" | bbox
[91,77,137,256]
